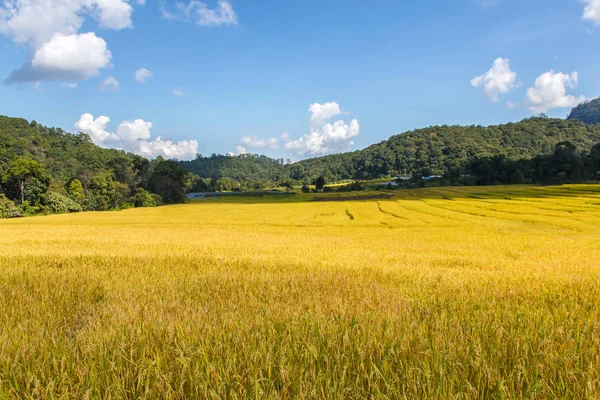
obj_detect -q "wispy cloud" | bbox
[100,76,120,91]
[135,68,152,83]
[161,0,238,26]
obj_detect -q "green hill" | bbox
[0,116,147,185]
[567,98,600,125]
[181,154,286,188]
[181,117,600,186]
[288,117,600,182]
[0,116,188,216]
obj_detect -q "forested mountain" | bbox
[568,98,600,125]
[179,116,600,186]
[0,116,189,217]
[288,117,600,182]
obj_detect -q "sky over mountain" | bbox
[1,0,599,160]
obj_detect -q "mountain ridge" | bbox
[182,116,600,185]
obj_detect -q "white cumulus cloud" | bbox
[135,67,152,83]
[100,76,120,91]
[74,113,198,160]
[0,0,137,82]
[117,119,152,141]
[6,32,113,82]
[285,118,360,157]
[583,0,600,25]
[161,0,237,26]
[61,82,78,88]
[308,102,342,127]
[134,137,198,160]
[471,57,517,102]
[74,113,119,145]
[235,102,360,158]
[283,102,359,157]
[524,70,587,113]
[0,0,133,46]
[172,89,186,96]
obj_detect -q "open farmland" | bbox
[1,185,600,399]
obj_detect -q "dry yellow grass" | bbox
[1,184,600,399]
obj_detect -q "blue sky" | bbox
[1,0,599,160]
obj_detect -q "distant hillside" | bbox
[568,98,600,125]
[288,117,600,182]
[181,154,285,184]
[179,117,600,185]
[288,118,600,180]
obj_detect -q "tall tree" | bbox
[148,160,188,204]
[2,157,48,204]
[315,176,326,190]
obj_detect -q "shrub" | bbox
[42,191,83,214]
[18,201,43,216]
[0,194,23,218]
[130,188,162,208]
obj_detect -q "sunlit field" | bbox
[1,184,600,399]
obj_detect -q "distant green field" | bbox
[1,184,600,398]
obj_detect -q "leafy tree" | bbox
[1,157,48,204]
[315,176,326,190]
[547,141,584,183]
[183,172,200,193]
[215,177,240,192]
[68,179,85,202]
[86,172,128,211]
[147,160,187,204]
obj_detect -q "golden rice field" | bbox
[1,184,600,399]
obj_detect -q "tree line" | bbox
[457,141,600,186]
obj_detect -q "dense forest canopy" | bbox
[567,98,600,125]
[288,117,600,182]
[180,154,287,191]
[0,116,190,217]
